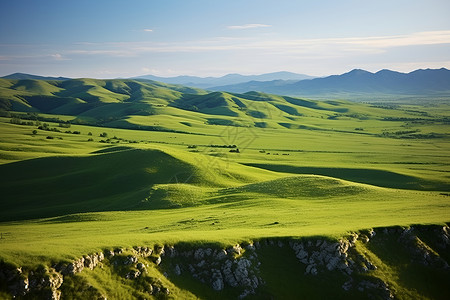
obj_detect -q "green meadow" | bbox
[0,78,449,298]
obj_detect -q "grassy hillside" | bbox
[0,78,449,299]
[0,145,283,221]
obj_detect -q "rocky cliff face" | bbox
[1,224,449,299]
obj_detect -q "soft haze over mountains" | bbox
[209,68,450,99]
[2,68,449,101]
[134,72,315,89]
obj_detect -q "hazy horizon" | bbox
[3,67,450,81]
[1,0,449,78]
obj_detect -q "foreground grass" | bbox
[0,187,448,266]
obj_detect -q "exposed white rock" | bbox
[227,244,242,256]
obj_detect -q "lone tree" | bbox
[99,132,108,138]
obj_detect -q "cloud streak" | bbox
[50,53,66,60]
[65,30,450,57]
[143,29,153,32]
[2,30,449,73]
[227,24,272,30]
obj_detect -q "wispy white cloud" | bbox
[336,30,450,48]
[143,29,153,32]
[50,53,65,60]
[66,30,450,57]
[4,30,450,71]
[227,23,272,30]
[69,49,135,56]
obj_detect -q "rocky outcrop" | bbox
[160,244,262,298]
[53,251,105,276]
[290,238,353,275]
[0,264,63,300]
[1,224,449,299]
[288,232,393,299]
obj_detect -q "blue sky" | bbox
[1,0,450,78]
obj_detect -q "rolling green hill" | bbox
[0,145,283,221]
[2,77,450,136]
[0,77,449,299]
[0,78,206,117]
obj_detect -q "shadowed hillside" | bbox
[0,146,281,221]
[244,164,450,191]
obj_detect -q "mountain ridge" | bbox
[210,68,450,100]
[133,71,315,88]
[2,68,449,102]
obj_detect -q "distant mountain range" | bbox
[210,68,450,100]
[133,71,315,88]
[2,68,449,101]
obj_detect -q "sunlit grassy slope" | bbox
[0,78,449,267]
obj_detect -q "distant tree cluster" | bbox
[209,144,237,148]
[9,112,72,125]
[10,118,34,126]
[32,122,82,135]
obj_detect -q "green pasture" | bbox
[0,186,448,266]
[0,78,449,269]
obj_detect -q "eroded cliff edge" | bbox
[1,224,449,299]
